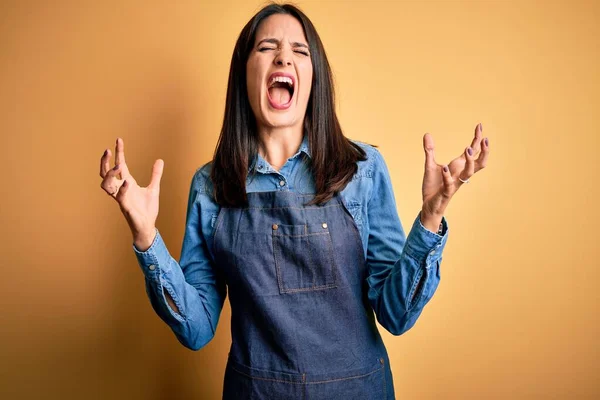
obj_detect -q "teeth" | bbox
[269,76,294,87]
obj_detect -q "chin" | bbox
[259,101,305,129]
[263,114,299,129]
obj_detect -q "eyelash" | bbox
[258,47,309,56]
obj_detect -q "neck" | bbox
[257,125,303,171]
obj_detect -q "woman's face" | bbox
[246,14,313,132]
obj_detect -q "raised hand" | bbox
[99,138,164,250]
[420,123,490,230]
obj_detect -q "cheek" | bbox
[300,67,313,100]
[246,69,259,98]
[245,62,264,113]
[246,78,259,102]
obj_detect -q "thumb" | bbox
[148,159,164,190]
[423,133,437,169]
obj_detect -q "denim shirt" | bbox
[134,136,449,350]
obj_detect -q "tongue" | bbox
[269,87,291,106]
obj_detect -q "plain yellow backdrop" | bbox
[1,0,598,399]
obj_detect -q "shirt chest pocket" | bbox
[344,201,363,227]
[272,222,337,294]
[343,201,368,252]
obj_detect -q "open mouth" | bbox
[267,73,295,110]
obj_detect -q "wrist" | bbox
[133,227,157,252]
[420,210,443,234]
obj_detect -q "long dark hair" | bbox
[211,3,366,206]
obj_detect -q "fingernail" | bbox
[479,123,483,132]
[467,147,473,156]
[485,138,489,146]
[123,180,127,186]
[113,164,119,170]
[103,149,107,156]
[443,165,449,172]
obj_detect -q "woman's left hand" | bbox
[420,123,490,231]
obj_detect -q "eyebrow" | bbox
[256,38,309,50]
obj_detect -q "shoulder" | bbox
[349,140,385,179]
[190,161,216,198]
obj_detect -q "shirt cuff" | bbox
[403,212,449,266]
[132,229,172,281]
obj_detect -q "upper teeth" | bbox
[270,76,293,87]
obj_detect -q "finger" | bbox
[459,146,475,183]
[118,161,131,180]
[423,133,438,169]
[469,123,483,155]
[100,164,123,197]
[475,137,490,173]
[105,163,121,178]
[115,179,129,204]
[441,165,455,198]
[114,137,133,179]
[148,159,164,191]
[100,149,111,178]
[115,137,126,165]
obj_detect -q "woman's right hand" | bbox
[99,138,164,251]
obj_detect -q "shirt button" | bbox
[279,180,286,187]
[272,224,279,230]
[322,223,328,229]
[148,264,156,271]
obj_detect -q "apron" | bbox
[212,191,395,399]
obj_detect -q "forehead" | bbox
[254,14,307,43]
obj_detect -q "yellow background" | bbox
[1,0,598,398]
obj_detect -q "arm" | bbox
[368,123,490,335]
[133,167,227,350]
[366,149,449,336]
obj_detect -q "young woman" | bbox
[99,3,489,399]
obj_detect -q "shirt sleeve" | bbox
[365,149,449,336]
[133,166,227,350]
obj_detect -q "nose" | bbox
[274,48,292,66]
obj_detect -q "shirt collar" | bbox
[249,134,311,173]
[298,133,311,158]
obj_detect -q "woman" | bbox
[99,3,489,399]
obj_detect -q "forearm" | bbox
[134,229,181,311]
[368,212,448,335]
[371,255,441,335]
[135,230,226,350]
[163,291,179,313]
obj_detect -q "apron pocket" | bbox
[224,357,386,400]
[306,358,386,400]
[224,358,305,400]
[272,222,337,294]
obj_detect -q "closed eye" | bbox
[258,47,309,56]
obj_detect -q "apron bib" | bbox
[212,191,395,399]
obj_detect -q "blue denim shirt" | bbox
[134,136,449,350]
